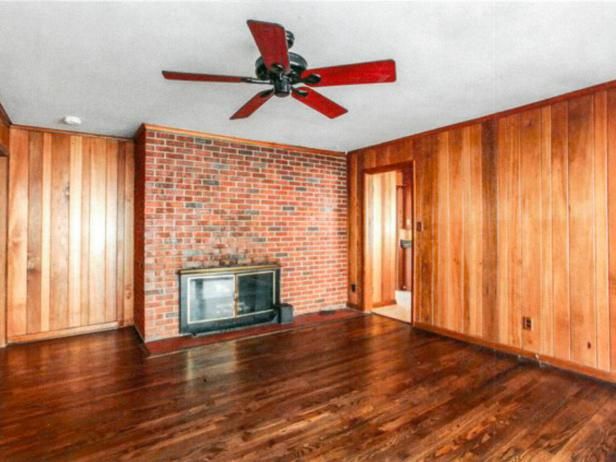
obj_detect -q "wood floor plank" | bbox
[0,315,613,461]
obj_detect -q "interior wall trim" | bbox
[0,100,11,126]
[350,78,616,154]
[138,123,346,157]
[0,98,9,346]
[415,322,616,384]
[10,124,132,142]
[0,101,9,157]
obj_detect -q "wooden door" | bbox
[364,171,398,308]
[6,128,134,342]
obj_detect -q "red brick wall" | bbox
[135,127,348,341]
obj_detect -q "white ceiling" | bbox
[2,2,616,152]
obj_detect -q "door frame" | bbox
[361,161,416,324]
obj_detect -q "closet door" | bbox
[6,128,134,342]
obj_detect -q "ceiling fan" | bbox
[162,20,396,120]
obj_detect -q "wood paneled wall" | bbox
[348,82,616,381]
[0,106,9,347]
[365,171,398,307]
[6,127,134,343]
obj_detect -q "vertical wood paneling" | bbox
[89,138,107,325]
[467,125,483,337]
[415,137,436,324]
[50,134,70,331]
[540,106,554,357]
[105,141,118,322]
[0,114,6,348]
[348,82,616,379]
[435,132,449,329]
[347,153,359,307]
[551,101,571,360]
[568,96,597,367]
[481,120,498,342]
[0,156,8,347]
[26,132,44,333]
[496,118,510,345]
[6,128,134,342]
[608,90,616,372]
[40,134,51,332]
[123,143,135,323]
[80,138,92,326]
[69,136,83,328]
[448,129,464,333]
[519,109,542,353]
[7,129,29,337]
[594,91,610,371]
[116,144,126,323]
[461,128,472,334]
[509,115,523,350]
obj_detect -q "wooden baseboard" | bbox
[7,321,130,344]
[372,299,397,309]
[414,322,616,384]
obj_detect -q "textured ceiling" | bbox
[1,2,616,151]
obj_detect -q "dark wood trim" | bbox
[350,78,616,154]
[363,160,414,174]
[11,124,132,142]
[0,100,11,126]
[0,99,8,344]
[139,123,346,157]
[0,157,6,347]
[414,322,616,384]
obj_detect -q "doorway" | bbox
[363,164,414,323]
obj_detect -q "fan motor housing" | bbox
[255,52,308,97]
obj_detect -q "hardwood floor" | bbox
[0,315,614,461]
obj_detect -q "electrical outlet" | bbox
[522,316,533,331]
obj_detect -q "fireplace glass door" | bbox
[187,275,235,323]
[179,265,281,335]
[237,271,275,315]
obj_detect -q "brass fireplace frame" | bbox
[178,264,281,335]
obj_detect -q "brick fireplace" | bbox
[134,125,348,341]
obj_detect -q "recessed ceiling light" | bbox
[62,115,82,126]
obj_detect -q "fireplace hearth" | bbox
[179,264,291,335]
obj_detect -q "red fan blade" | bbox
[162,71,254,83]
[230,90,274,119]
[292,87,347,119]
[301,59,396,87]
[247,20,290,72]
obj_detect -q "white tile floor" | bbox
[372,304,411,323]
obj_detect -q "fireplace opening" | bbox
[179,264,291,335]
